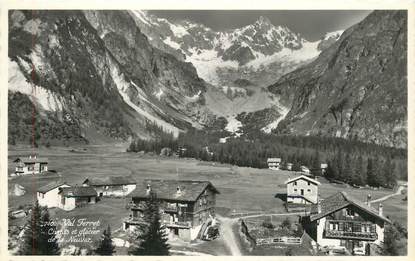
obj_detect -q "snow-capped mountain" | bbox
[131,11,339,87]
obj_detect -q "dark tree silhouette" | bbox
[129,192,170,256]
[94,225,115,255]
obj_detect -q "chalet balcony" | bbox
[164,205,178,213]
[324,220,377,241]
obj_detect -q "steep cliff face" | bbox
[8,10,213,145]
[268,11,407,148]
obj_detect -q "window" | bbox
[307,189,311,192]
[308,181,310,186]
[294,189,298,192]
[294,181,297,186]
[300,189,304,196]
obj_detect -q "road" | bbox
[217,216,243,256]
[370,185,404,204]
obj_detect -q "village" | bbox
[7,145,408,256]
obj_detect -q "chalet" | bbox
[82,176,136,197]
[37,181,70,208]
[320,163,328,175]
[267,158,281,170]
[301,165,311,174]
[124,179,220,242]
[285,175,320,205]
[13,155,48,175]
[58,186,97,211]
[302,192,391,255]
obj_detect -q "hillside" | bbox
[8,10,215,145]
[268,10,407,148]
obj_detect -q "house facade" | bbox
[285,175,320,205]
[37,182,70,208]
[267,158,281,170]
[303,192,390,255]
[13,156,48,175]
[124,179,220,242]
[58,186,98,211]
[82,176,136,197]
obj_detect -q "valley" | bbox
[7,144,407,255]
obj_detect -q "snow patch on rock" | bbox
[8,59,63,111]
[261,104,290,134]
[163,36,181,49]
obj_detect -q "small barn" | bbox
[37,181,70,208]
[58,186,97,211]
[82,176,136,197]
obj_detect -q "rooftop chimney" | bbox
[366,194,372,207]
[378,203,383,216]
[176,186,182,195]
[146,184,151,195]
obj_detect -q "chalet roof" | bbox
[14,156,48,163]
[285,175,321,185]
[83,176,136,186]
[310,192,391,223]
[267,158,281,162]
[59,186,97,198]
[130,179,220,202]
[37,181,69,193]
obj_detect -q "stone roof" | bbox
[285,175,321,185]
[130,179,220,202]
[14,156,48,163]
[59,186,97,197]
[37,181,68,193]
[310,192,390,223]
[83,176,136,186]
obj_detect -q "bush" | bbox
[262,220,275,229]
[281,218,291,229]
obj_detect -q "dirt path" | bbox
[169,250,213,256]
[370,185,404,203]
[217,216,243,256]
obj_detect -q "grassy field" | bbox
[7,144,408,255]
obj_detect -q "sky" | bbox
[148,10,372,41]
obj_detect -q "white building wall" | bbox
[316,217,342,247]
[58,196,76,211]
[38,184,70,208]
[94,184,136,197]
[287,178,318,204]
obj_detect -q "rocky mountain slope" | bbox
[268,10,407,148]
[8,10,214,145]
[132,11,342,88]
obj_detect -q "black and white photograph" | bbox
[3,0,413,257]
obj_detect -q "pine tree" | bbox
[18,200,60,255]
[366,158,376,187]
[129,192,170,256]
[95,225,115,255]
[38,209,60,255]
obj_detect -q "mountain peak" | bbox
[256,16,273,26]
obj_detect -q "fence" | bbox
[256,236,302,246]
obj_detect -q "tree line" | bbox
[127,124,407,188]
